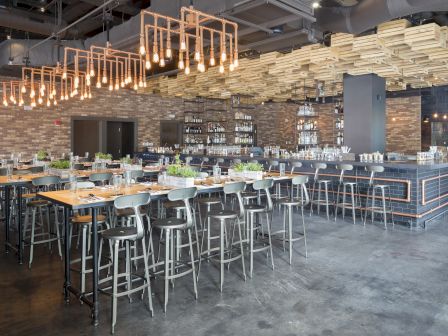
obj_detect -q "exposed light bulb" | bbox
[30,89,35,98]
[31,101,36,107]
[121,81,125,88]
[86,78,91,86]
[219,64,225,74]
[145,60,151,70]
[46,100,51,107]
[312,1,320,9]
[9,95,14,102]
[114,83,119,90]
[38,97,43,104]
[62,72,67,79]
[96,82,101,88]
[108,84,113,91]
[221,52,227,62]
[19,100,24,106]
[102,75,107,84]
[53,99,57,106]
[139,81,144,87]
[166,48,172,59]
[133,83,138,90]
[65,94,69,100]
[178,59,185,70]
[86,74,90,80]
[229,63,235,72]
[21,86,26,93]
[88,93,92,99]
[73,89,78,96]
[52,89,56,96]
[60,95,64,101]
[180,40,186,51]
[143,82,147,88]
[90,69,95,77]
[185,67,190,75]
[153,53,159,63]
[49,94,53,100]
[234,58,239,67]
[139,45,146,55]
[80,94,84,101]
[198,63,205,73]
[3,100,8,107]
[160,58,165,67]
[194,51,200,62]
[210,57,216,66]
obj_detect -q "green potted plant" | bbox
[36,150,48,161]
[49,159,71,178]
[163,156,198,187]
[229,162,264,180]
[95,152,113,161]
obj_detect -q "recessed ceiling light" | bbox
[312,1,320,9]
[40,7,45,12]
[6,34,11,40]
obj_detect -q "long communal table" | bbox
[0,167,160,264]
[36,173,294,326]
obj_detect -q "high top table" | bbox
[1,167,161,264]
[37,173,294,326]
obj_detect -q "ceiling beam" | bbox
[239,14,299,36]
[220,13,274,34]
[79,0,139,16]
[239,29,308,49]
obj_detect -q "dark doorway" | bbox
[106,121,136,159]
[160,120,183,147]
[73,119,100,157]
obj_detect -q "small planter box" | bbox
[160,175,195,188]
[228,169,264,180]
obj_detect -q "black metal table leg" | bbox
[91,207,99,326]
[17,186,23,264]
[64,207,71,303]
[4,186,10,254]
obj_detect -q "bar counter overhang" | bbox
[137,152,448,229]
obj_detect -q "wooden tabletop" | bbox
[37,173,296,210]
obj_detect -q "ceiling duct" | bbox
[316,0,448,34]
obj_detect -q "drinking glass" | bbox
[69,174,77,193]
[6,164,13,181]
[124,171,132,187]
[213,166,221,184]
[113,175,123,195]
[279,163,286,176]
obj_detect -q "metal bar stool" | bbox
[277,176,309,264]
[197,194,224,260]
[152,187,198,312]
[268,160,287,203]
[23,175,62,268]
[200,157,209,171]
[286,161,302,197]
[363,165,395,229]
[99,193,153,334]
[334,164,360,224]
[310,163,332,220]
[198,182,246,291]
[244,178,275,278]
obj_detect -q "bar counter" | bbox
[136,152,448,229]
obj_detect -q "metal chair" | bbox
[198,182,246,291]
[89,172,113,186]
[185,156,193,165]
[99,193,154,334]
[363,165,394,229]
[73,163,85,170]
[310,163,332,220]
[200,157,209,171]
[23,176,62,268]
[244,179,275,278]
[334,164,360,224]
[152,187,198,312]
[277,176,309,264]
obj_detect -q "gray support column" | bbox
[343,74,386,153]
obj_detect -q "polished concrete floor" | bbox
[1,212,448,336]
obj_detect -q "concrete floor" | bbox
[1,212,448,336]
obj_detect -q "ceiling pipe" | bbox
[316,0,448,34]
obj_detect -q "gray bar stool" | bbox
[334,164,359,224]
[277,176,309,264]
[268,160,287,203]
[89,172,113,186]
[286,161,303,197]
[23,175,62,268]
[244,178,275,278]
[310,163,331,220]
[200,157,209,171]
[185,156,193,165]
[363,165,395,229]
[199,182,246,291]
[99,193,153,334]
[152,187,198,312]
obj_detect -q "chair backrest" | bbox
[292,175,310,205]
[167,187,197,228]
[268,160,279,172]
[114,193,150,239]
[129,170,144,180]
[215,158,225,166]
[200,157,209,168]
[290,161,302,174]
[0,167,7,176]
[312,162,327,180]
[365,165,384,185]
[232,158,242,165]
[336,164,353,183]
[32,175,60,190]
[253,178,274,211]
[185,156,193,165]
[14,169,31,176]
[249,159,259,164]
[223,181,246,219]
[89,172,113,184]
[198,172,208,178]
[30,166,44,173]
[64,181,95,190]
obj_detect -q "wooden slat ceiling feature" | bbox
[147,19,448,101]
